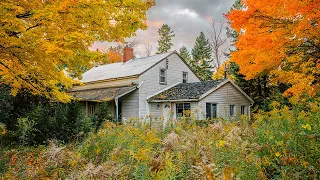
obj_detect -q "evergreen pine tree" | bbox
[156,24,175,54]
[179,46,191,63]
[191,32,213,80]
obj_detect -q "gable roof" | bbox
[148,79,227,102]
[80,52,172,83]
[80,51,201,83]
[148,79,254,103]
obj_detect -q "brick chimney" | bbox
[123,44,133,63]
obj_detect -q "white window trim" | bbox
[182,71,188,83]
[229,105,235,117]
[176,102,191,119]
[206,102,218,119]
[159,68,167,85]
[240,105,247,115]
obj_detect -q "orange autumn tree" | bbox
[0,0,155,102]
[226,0,320,98]
[107,50,123,64]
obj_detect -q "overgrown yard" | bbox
[1,103,319,179]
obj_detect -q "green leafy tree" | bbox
[191,32,213,80]
[156,24,175,54]
[179,46,191,63]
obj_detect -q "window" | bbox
[206,103,217,119]
[176,103,191,118]
[229,105,235,117]
[182,72,188,83]
[88,105,95,116]
[159,68,167,84]
[241,106,246,115]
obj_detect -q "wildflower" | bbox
[216,140,226,148]
[302,124,311,131]
[95,146,101,155]
[275,152,280,157]
[302,161,309,168]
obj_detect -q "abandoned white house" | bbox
[69,46,254,123]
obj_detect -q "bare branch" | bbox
[143,41,153,57]
[208,21,228,69]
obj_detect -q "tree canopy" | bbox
[226,0,320,98]
[156,24,175,54]
[0,0,155,102]
[179,46,191,63]
[191,31,213,80]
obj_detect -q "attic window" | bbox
[182,72,188,83]
[159,68,167,85]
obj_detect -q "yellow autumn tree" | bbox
[0,0,155,102]
[226,0,320,98]
[212,61,236,81]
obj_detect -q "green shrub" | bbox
[1,101,319,179]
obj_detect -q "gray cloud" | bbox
[92,0,235,56]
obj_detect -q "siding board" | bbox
[139,53,200,117]
[198,82,251,119]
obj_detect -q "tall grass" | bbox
[1,101,319,179]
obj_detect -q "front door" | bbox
[162,103,171,124]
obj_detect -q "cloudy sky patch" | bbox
[92,0,235,56]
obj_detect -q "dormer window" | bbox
[183,72,188,83]
[159,68,167,84]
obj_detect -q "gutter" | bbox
[148,99,199,103]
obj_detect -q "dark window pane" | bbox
[206,103,211,119]
[184,103,191,117]
[212,104,217,118]
[230,105,235,116]
[184,103,191,110]
[183,72,188,83]
[176,103,184,117]
[241,106,246,115]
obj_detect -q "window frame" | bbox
[88,105,95,116]
[159,68,167,85]
[240,105,246,115]
[182,71,188,83]
[206,103,217,119]
[176,103,191,118]
[229,105,235,117]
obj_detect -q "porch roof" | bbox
[68,85,137,102]
[148,79,227,102]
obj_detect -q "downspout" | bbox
[249,103,254,119]
[115,98,119,122]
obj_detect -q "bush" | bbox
[0,101,319,179]
[1,101,94,146]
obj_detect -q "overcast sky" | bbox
[92,0,236,56]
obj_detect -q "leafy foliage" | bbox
[1,100,319,179]
[226,0,320,98]
[156,24,175,54]
[191,32,214,80]
[179,46,192,63]
[0,0,155,102]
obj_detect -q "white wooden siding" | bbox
[120,89,139,120]
[198,82,251,119]
[139,53,200,117]
[149,103,162,117]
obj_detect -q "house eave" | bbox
[148,99,199,103]
[83,75,139,85]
